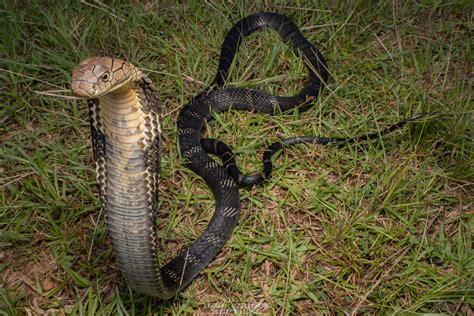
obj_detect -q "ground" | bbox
[0,0,472,315]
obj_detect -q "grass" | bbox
[0,0,472,314]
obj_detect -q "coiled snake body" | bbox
[71,12,433,298]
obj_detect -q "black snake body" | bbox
[173,12,328,297]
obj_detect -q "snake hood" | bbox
[71,57,142,98]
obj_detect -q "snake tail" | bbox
[202,111,439,187]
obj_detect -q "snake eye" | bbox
[101,72,110,81]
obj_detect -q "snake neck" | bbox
[96,83,151,215]
[96,78,161,148]
[97,84,149,182]
[93,81,167,295]
[99,85,140,117]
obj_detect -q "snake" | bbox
[71,12,435,298]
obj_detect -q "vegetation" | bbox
[1,0,472,314]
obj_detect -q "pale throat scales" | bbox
[97,86,151,211]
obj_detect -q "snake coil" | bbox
[71,12,434,298]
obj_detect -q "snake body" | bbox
[71,12,327,298]
[71,12,434,298]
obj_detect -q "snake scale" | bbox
[71,12,435,298]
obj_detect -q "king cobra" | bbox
[71,12,436,298]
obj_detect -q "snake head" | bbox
[71,57,141,98]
